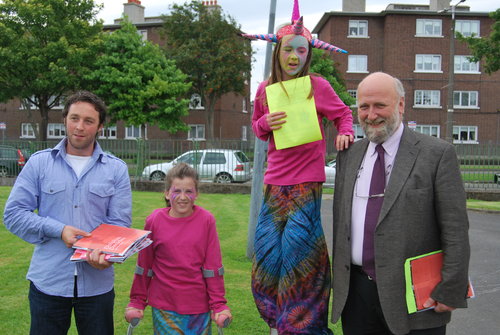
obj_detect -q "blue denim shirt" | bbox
[3,139,132,297]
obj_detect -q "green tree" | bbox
[311,48,356,107]
[458,9,500,74]
[84,19,191,136]
[0,0,103,140]
[161,1,252,140]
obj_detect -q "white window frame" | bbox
[189,93,204,110]
[416,19,442,37]
[188,124,205,141]
[138,29,148,41]
[348,20,368,38]
[453,91,478,109]
[455,20,480,37]
[414,90,441,108]
[47,123,66,139]
[454,55,480,73]
[19,95,64,110]
[21,123,38,139]
[347,55,368,73]
[347,90,358,107]
[453,125,478,144]
[353,124,366,141]
[242,99,248,113]
[241,126,248,141]
[125,125,143,139]
[415,125,440,138]
[100,125,117,139]
[415,54,442,73]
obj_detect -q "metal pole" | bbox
[445,0,465,143]
[247,0,277,259]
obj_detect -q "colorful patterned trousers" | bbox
[152,308,211,335]
[252,183,333,335]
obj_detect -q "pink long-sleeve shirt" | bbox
[128,205,228,314]
[252,75,353,186]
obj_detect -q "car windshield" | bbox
[234,151,249,163]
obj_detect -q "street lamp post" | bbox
[443,0,466,143]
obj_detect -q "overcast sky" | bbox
[96,0,498,97]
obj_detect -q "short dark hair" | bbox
[62,91,107,125]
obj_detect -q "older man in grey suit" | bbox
[331,72,470,335]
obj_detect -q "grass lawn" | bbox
[1,186,498,334]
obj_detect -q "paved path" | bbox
[321,198,500,334]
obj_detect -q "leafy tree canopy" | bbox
[161,1,253,139]
[0,0,103,140]
[458,9,500,74]
[84,19,191,134]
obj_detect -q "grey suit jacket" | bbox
[331,127,470,334]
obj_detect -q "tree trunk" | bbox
[39,106,50,142]
[205,94,218,141]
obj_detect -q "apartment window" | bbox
[455,20,480,37]
[454,55,479,73]
[415,54,441,72]
[20,95,64,110]
[353,124,366,141]
[21,123,38,138]
[125,125,142,139]
[348,20,368,37]
[242,99,248,113]
[454,91,478,108]
[415,125,440,137]
[453,126,477,144]
[188,124,205,140]
[347,90,358,107]
[100,125,117,139]
[241,126,248,141]
[47,123,66,139]
[138,30,148,41]
[414,90,440,107]
[416,19,442,37]
[189,93,204,110]
[347,55,367,73]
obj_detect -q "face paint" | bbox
[279,34,309,79]
[169,186,197,202]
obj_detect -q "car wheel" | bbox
[0,166,8,177]
[214,173,233,184]
[150,171,166,181]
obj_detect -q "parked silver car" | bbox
[142,149,252,183]
[324,159,336,187]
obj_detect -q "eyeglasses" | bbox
[355,168,385,199]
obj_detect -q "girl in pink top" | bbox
[125,163,231,334]
[242,2,353,333]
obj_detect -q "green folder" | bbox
[265,75,323,150]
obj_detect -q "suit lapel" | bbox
[378,128,420,223]
[344,140,369,213]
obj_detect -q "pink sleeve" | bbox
[203,214,229,313]
[313,76,354,136]
[128,215,155,310]
[251,81,272,141]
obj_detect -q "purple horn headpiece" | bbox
[240,0,347,54]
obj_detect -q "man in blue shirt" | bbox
[4,91,132,335]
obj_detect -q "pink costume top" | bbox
[128,205,228,314]
[252,75,354,186]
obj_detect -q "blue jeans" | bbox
[28,281,115,335]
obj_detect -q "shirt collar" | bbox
[50,138,106,163]
[367,122,404,158]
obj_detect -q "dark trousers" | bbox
[28,281,115,335]
[341,265,446,335]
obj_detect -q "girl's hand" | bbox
[336,134,354,151]
[213,309,232,328]
[125,307,144,323]
[266,111,287,130]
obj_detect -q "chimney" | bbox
[202,0,221,11]
[430,0,450,11]
[123,0,145,23]
[342,0,366,12]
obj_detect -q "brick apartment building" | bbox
[0,0,252,143]
[313,0,500,145]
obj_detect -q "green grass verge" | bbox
[1,185,497,334]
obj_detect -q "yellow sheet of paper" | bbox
[265,75,322,150]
